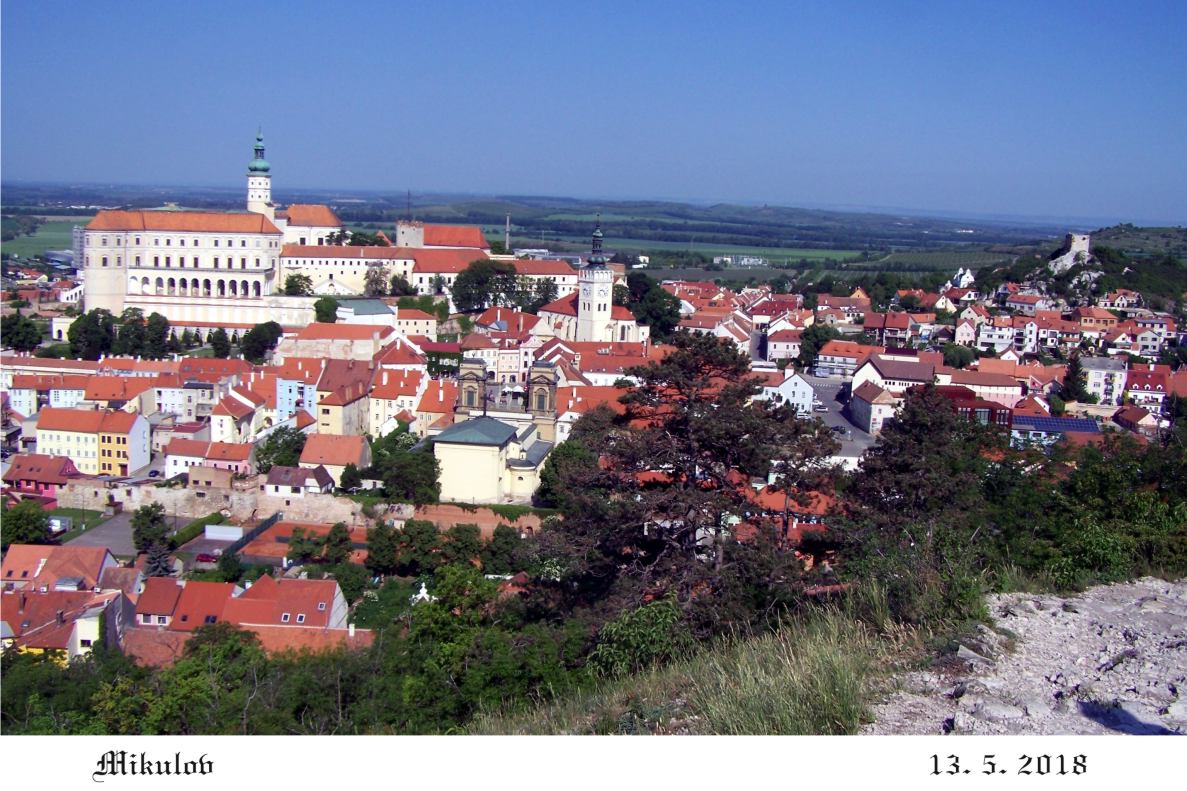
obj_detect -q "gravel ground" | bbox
[862,578,1187,735]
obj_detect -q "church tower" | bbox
[246,130,274,221]
[576,220,614,343]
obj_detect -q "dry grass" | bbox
[470,595,920,735]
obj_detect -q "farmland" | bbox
[1,217,90,258]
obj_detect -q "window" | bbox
[204,615,217,624]
[296,614,305,624]
[102,256,108,267]
[180,238,185,246]
[281,613,290,623]
[166,238,171,246]
[214,239,219,247]
[157,615,167,625]
[81,639,93,648]
[321,408,330,415]
[180,614,189,623]
[291,486,300,494]
[317,602,326,611]
[241,240,246,247]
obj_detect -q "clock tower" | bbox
[576,220,614,342]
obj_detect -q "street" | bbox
[800,373,877,458]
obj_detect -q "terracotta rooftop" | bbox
[299,434,368,468]
[87,209,281,234]
[282,204,341,227]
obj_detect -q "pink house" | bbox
[1,454,86,508]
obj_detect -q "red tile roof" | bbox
[1,454,83,486]
[169,581,236,631]
[282,204,341,227]
[281,244,410,260]
[406,247,489,273]
[299,434,368,468]
[136,577,183,616]
[423,224,488,248]
[87,209,280,234]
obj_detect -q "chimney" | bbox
[56,609,65,625]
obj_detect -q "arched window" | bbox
[155,277,165,294]
[252,282,261,297]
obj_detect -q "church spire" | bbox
[248,129,270,174]
[587,214,607,266]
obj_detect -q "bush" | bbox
[589,599,692,678]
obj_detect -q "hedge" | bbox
[170,512,226,550]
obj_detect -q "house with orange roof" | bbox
[298,433,372,487]
[413,378,459,437]
[766,329,803,362]
[814,339,883,377]
[2,544,119,593]
[1125,364,1171,411]
[5,373,92,415]
[393,307,439,341]
[276,203,343,246]
[273,322,398,362]
[369,368,428,436]
[1005,292,1054,316]
[1,588,125,661]
[222,575,349,629]
[82,375,155,411]
[35,407,149,475]
[1098,289,1143,311]
[392,219,489,251]
[164,439,255,479]
[554,384,630,442]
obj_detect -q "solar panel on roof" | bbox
[1012,416,1099,433]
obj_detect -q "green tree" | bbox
[441,523,483,567]
[287,527,324,565]
[283,274,313,296]
[324,522,352,566]
[452,259,518,312]
[535,439,598,510]
[145,542,174,577]
[216,551,244,583]
[314,297,339,323]
[1,313,42,352]
[377,449,440,505]
[253,426,307,473]
[390,274,417,297]
[330,562,368,604]
[1062,354,1095,402]
[796,324,840,370]
[365,522,399,577]
[364,264,391,297]
[481,524,524,575]
[239,321,282,364]
[1,500,51,549]
[67,309,116,360]
[622,272,682,341]
[144,313,170,359]
[942,342,975,369]
[394,519,442,576]
[131,503,170,553]
[180,328,195,349]
[210,328,231,359]
[1049,393,1067,416]
[340,463,363,491]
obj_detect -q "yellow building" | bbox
[432,416,552,504]
[35,407,149,476]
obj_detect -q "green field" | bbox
[867,250,1013,270]
[548,235,863,263]
[51,507,111,542]
[1,218,90,258]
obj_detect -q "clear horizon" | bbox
[3,1,1185,226]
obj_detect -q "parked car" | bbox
[148,470,161,478]
[814,404,829,412]
[195,553,218,564]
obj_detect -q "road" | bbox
[800,373,877,458]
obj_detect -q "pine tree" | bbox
[145,542,174,577]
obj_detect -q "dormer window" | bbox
[296,614,305,624]
[281,613,290,623]
[180,614,189,622]
[317,602,326,611]
[204,615,217,624]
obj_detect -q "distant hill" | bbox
[1091,224,1187,259]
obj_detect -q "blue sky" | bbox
[3,0,1185,223]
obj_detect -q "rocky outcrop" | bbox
[862,578,1187,735]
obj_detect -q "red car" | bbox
[195,553,218,563]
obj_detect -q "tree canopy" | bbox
[314,297,339,323]
[283,274,313,296]
[1,500,51,550]
[240,321,283,364]
[1,313,42,352]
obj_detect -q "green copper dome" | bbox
[247,131,270,174]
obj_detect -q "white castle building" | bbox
[81,133,343,326]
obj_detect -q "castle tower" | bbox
[527,361,559,442]
[246,130,274,221]
[576,220,614,343]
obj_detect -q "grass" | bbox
[352,577,418,629]
[867,250,1013,270]
[51,508,111,543]
[1,219,89,258]
[470,604,916,735]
